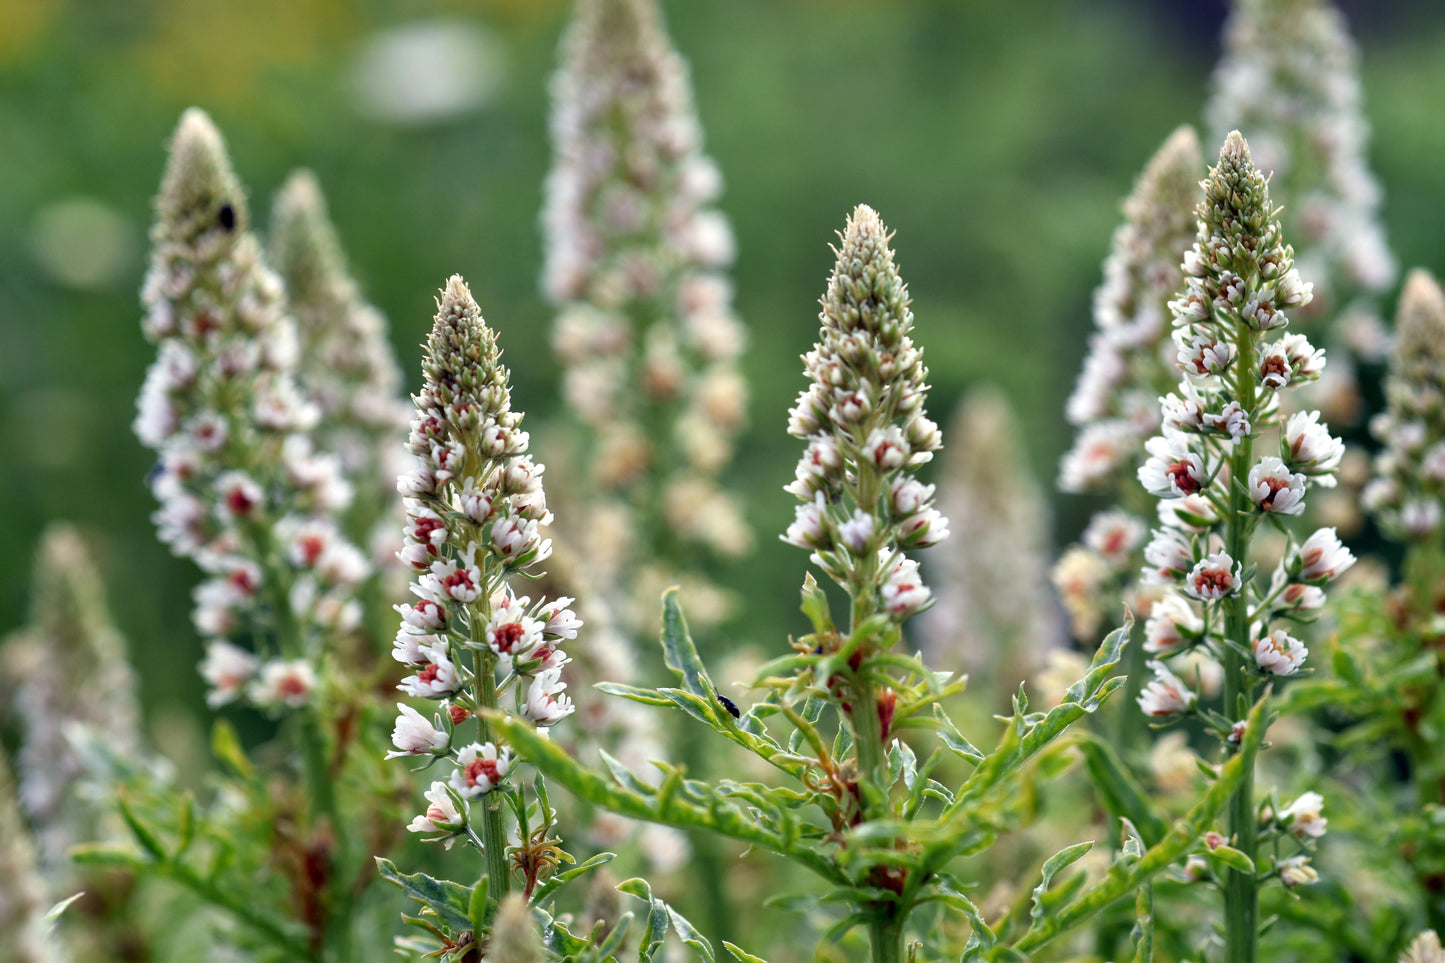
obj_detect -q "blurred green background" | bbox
[2,0,1444,731]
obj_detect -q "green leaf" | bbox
[1206,845,1255,874]
[722,942,770,963]
[469,873,490,933]
[376,858,474,935]
[116,789,165,860]
[666,904,716,963]
[1129,881,1153,963]
[43,892,85,922]
[1076,735,1170,847]
[618,878,670,963]
[530,852,617,907]
[661,588,714,702]
[1029,842,1094,923]
[596,682,674,707]
[68,843,148,869]
[211,719,252,780]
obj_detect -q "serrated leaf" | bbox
[661,589,713,702]
[667,905,715,963]
[531,852,617,906]
[376,858,474,935]
[596,682,674,707]
[1030,841,1094,922]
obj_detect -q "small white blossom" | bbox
[1144,592,1202,654]
[407,781,465,846]
[1249,456,1307,515]
[1139,660,1196,717]
[1284,410,1344,484]
[523,668,575,725]
[1279,791,1327,838]
[1253,629,1308,676]
[387,703,450,758]
[1292,527,1355,583]
[449,742,511,798]
[1184,551,1242,601]
[200,640,259,707]
[247,658,317,708]
[1139,432,1207,497]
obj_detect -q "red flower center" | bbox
[1166,460,1200,494]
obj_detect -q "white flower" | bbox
[783,492,830,549]
[787,436,842,498]
[424,552,483,605]
[449,742,511,798]
[200,641,259,707]
[1144,592,1201,654]
[863,426,909,470]
[1281,582,1326,611]
[1082,510,1146,566]
[398,643,463,698]
[1059,421,1138,492]
[1249,456,1307,515]
[1279,791,1327,839]
[1253,629,1308,676]
[408,781,465,845]
[485,594,543,663]
[1202,401,1250,442]
[392,629,435,665]
[1139,432,1208,497]
[1184,551,1241,601]
[1401,499,1442,538]
[1258,341,1292,389]
[1138,660,1196,717]
[898,507,949,548]
[1157,494,1218,532]
[1142,527,1194,583]
[1176,329,1236,379]
[1284,410,1344,484]
[881,553,930,616]
[537,597,583,640]
[523,668,574,725]
[1278,855,1318,888]
[491,513,548,562]
[1161,385,1206,432]
[397,595,448,633]
[387,703,449,758]
[247,658,317,708]
[215,470,263,520]
[1279,332,1325,379]
[1292,527,1355,583]
[838,510,875,555]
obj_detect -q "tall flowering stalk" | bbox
[543,0,749,601]
[1208,0,1395,428]
[1348,269,1445,930]
[135,109,369,717]
[384,275,584,932]
[1134,132,1350,961]
[0,752,63,963]
[491,206,1241,963]
[269,169,411,548]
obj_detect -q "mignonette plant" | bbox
[1132,131,1349,962]
[487,205,1271,963]
[12,1,1445,961]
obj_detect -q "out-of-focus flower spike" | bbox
[920,387,1065,678]
[0,525,141,877]
[1059,125,1201,494]
[0,752,63,963]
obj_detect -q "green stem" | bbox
[1223,329,1258,963]
[868,915,904,963]
[474,651,512,902]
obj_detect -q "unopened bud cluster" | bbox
[784,205,946,619]
[135,109,368,711]
[1209,0,1395,318]
[1363,271,1445,541]
[544,0,748,564]
[390,276,580,847]
[1134,133,1351,720]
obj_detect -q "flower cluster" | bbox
[1059,125,1203,495]
[0,526,142,879]
[134,109,369,711]
[1208,0,1395,432]
[268,170,411,530]
[1133,133,1346,897]
[784,204,946,616]
[1135,131,1350,720]
[1364,270,1445,541]
[543,0,749,570]
[389,275,581,849]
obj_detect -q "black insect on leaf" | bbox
[717,694,740,719]
[218,203,236,231]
